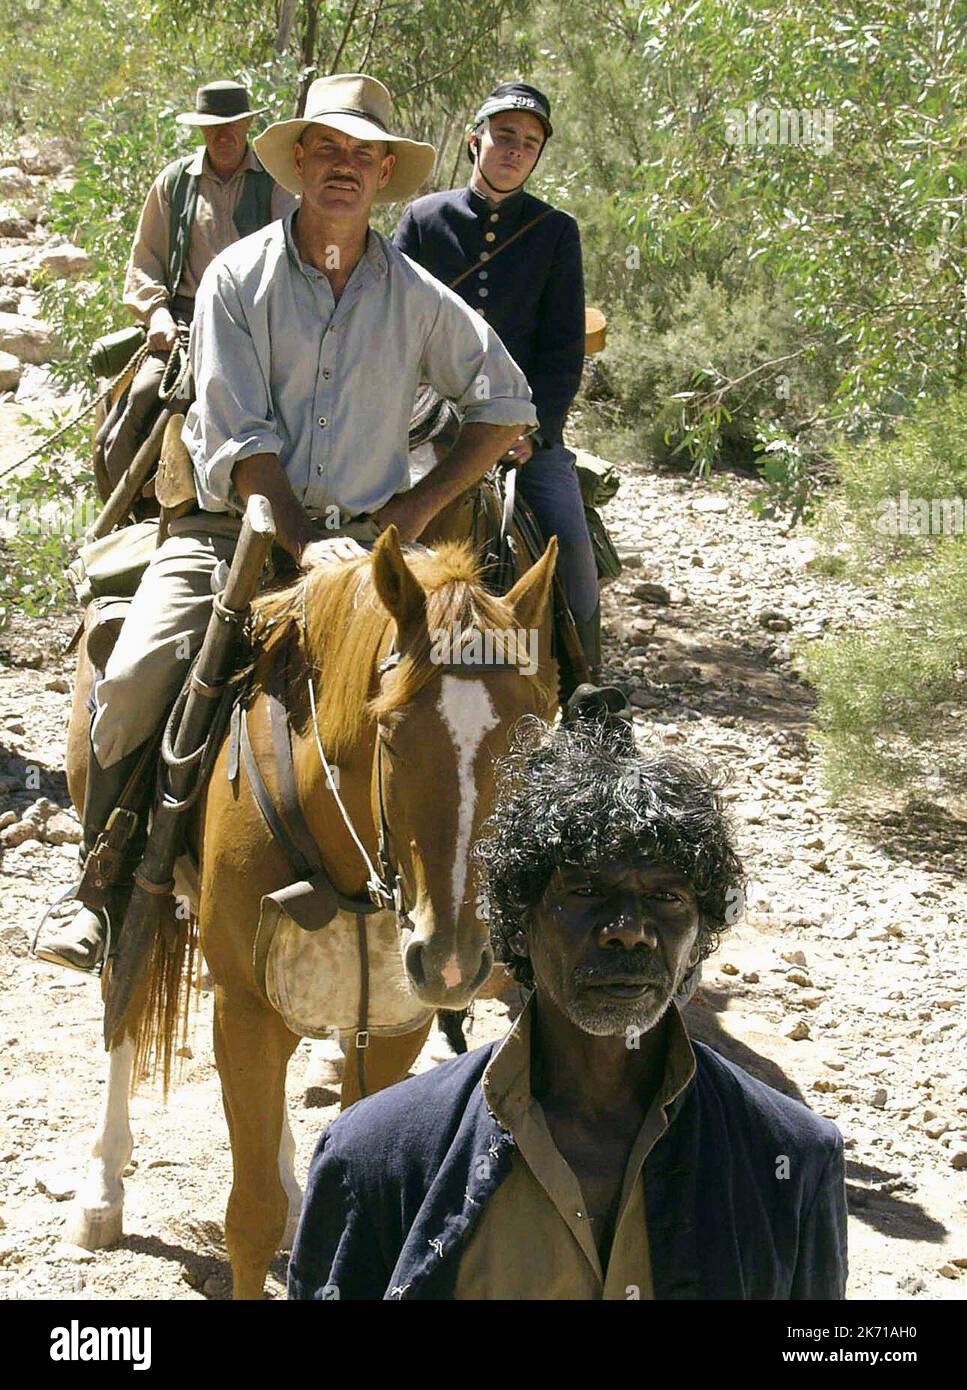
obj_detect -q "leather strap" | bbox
[448,209,552,291]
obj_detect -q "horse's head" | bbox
[369,526,557,1009]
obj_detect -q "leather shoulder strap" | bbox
[449,207,553,291]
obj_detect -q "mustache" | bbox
[326,172,361,186]
[572,953,669,988]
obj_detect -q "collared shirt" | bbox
[183,211,538,518]
[123,146,297,323]
[453,994,696,1299]
[394,185,585,444]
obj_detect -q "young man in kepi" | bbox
[394,82,600,686]
[289,698,848,1300]
[100,80,297,487]
[35,74,536,973]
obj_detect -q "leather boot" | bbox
[33,738,150,974]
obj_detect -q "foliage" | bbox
[804,388,967,801]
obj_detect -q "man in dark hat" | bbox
[99,80,297,488]
[394,81,601,682]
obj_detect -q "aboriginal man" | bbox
[289,696,848,1299]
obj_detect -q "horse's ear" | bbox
[504,535,558,631]
[371,525,427,643]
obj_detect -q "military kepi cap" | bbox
[472,82,553,137]
[175,81,267,127]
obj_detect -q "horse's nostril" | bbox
[404,940,426,989]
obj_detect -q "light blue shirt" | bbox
[183,211,537,517]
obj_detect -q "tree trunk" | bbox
[275,0,298,54]
[296,0,320,116]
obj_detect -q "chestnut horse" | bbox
[63,526,557,1298]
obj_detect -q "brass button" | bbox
[489,213,499,222]
[478,287,488,298]
[317,416,327,427]
[484,232,496,243]
[480,251,490,261]
[478,270,488,279]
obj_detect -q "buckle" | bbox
[356,1029,370,1049]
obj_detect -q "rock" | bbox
[175,1045,194,1060]
[720,962,739,976]
[0,925,30,957]
[44,676,70,694]
[35,243,92,279]
[741,970,759,983]
[0,166,33,199]
[781,1017,811,1041]
[634,581,671,605]
[13,137,74,176]
[870,1087,888,1109]
[0,820,40,848]
[0,311,59,364]
[757,607,793,632]
[0,288,19,313]
[41,813,81,846]
[692,494,729,514]
[653,662,696,685]
[938,1263,961,1279]
[0,349,21,391]
[0,206,32,239]
[0,812,13,829]
[780,949,807,968]
[785,968,813,987]
[34,1170,76,1201]
[949,1147,967,1171]
[923,1116,952,1140]
[898,1274,925,1294]
[202,1275,221,1298]
[951,1256,967,1269]
[51,1242,95,1264]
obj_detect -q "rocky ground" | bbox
[0,137,964,1302]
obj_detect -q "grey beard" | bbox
[563,985,674,1038]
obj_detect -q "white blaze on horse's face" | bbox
[437,674,500,936]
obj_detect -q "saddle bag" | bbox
[253,877,433,1041]
[68,518,159,608]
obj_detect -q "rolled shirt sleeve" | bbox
[182,258,285,511]
[420,284,538,432]
[122,174,171,325]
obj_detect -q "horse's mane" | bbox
[249,542,548,760]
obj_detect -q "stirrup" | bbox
[31,886,113,977]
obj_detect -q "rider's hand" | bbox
[146,307,178,352]
[299,536,369,570]
[501,434,535,467]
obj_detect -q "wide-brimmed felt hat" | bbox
[253,74,435,202]
[175,80,266,127]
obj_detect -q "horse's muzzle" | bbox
[404,938,494,1009]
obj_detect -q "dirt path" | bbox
[0,458,965,1301]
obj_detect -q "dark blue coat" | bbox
[288,1037,848,1300]
[394,186,585,446]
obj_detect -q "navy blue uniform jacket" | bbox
[288,1037,848,1300]
[394,186,585,445]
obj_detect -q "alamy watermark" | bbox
[429,623,538,677]
[724,102,835,155]
[876,491,967,536]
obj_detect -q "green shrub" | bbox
[805,387,967,804]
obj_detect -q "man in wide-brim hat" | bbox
[99,80,296,498]
[36,73,538,976]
